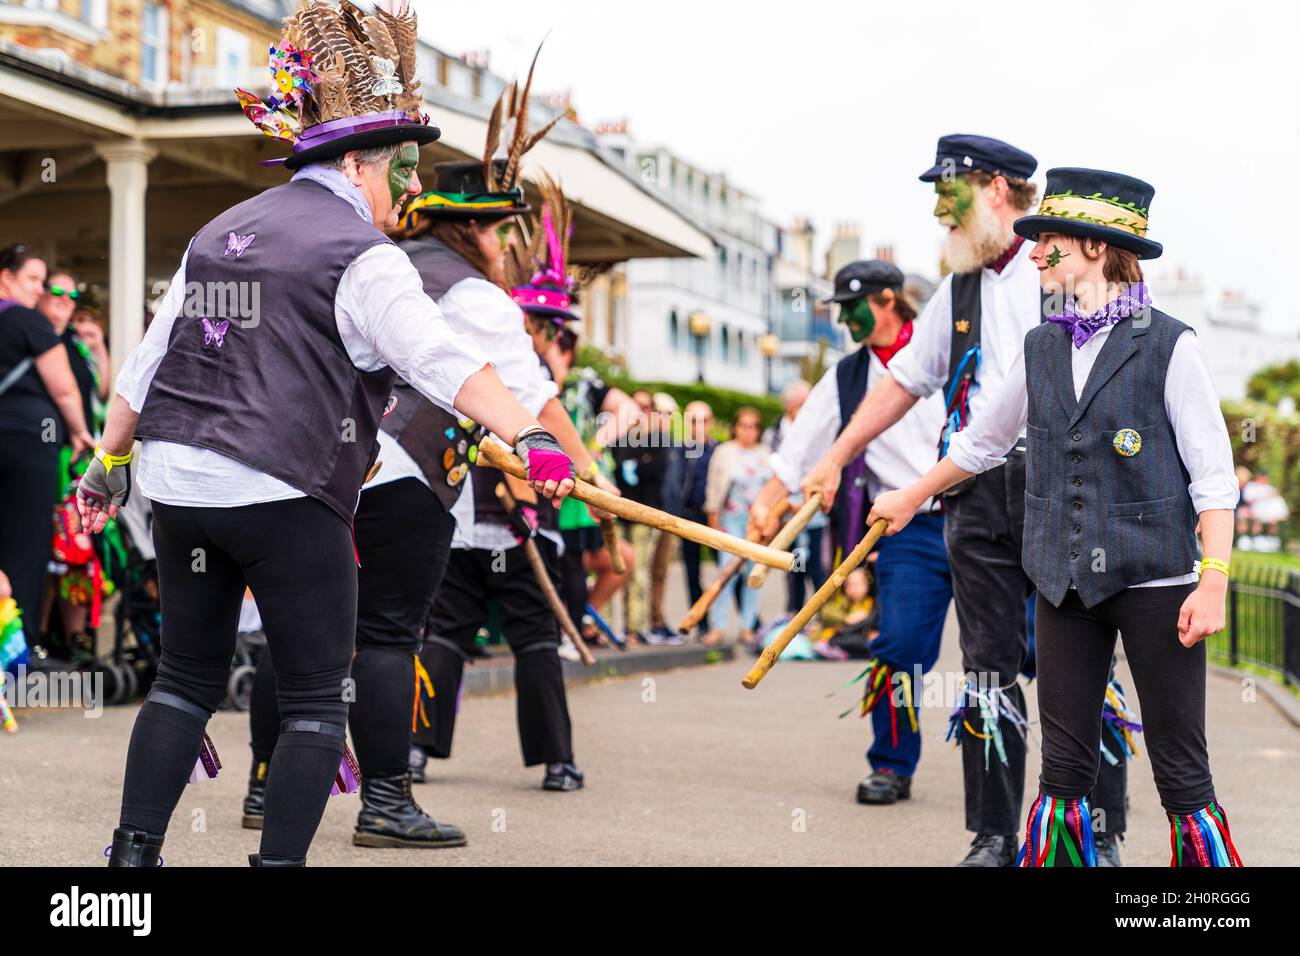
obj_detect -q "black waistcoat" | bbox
[136,180,395,522]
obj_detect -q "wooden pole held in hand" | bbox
[599,517,626,575]
[677,498,790,634]
[494,482,596,666]
[747,492,823,590]
[741,518,887,690]
[477,440,795,571]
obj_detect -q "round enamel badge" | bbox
[1113,428,1142,457]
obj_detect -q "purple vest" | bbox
[136,179,396,522]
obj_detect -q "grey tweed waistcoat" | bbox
[1022,309,1197,608]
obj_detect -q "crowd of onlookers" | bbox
[1235,465,1289,553]
[0,243,112,672]
[565,377,831,653]
[2,236,855,674]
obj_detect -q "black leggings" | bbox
[120,496,357,862]
[415,538,573,766]
[249,478,454,778]
[1034,584,1216,815]
[0,433,60,646]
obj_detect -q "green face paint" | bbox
[933,178,975,229]
[387,144,420,206]
[1045,244,1071,268]
[839,297,876,343]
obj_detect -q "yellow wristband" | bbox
[584,461,602,481]
[94,446,133,473]
[1200,558,1229,579]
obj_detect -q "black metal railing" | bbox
[1214,563,1300,685]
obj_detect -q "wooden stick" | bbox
[477,440,795,571]
[747,492,823,590]
[494,483,597,666]
[741,518,887,690]
[599,517,626,575]
[677,498,790,634]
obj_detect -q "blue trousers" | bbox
[863,513,952,778]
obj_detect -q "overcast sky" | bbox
[416,0,1298,333]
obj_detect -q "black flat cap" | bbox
[824,259,905,304]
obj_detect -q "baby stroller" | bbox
[224,591,267,711]
[99,482,163,704]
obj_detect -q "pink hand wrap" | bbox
[527,448,572,484]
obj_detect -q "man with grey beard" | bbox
[801,135,1128,866]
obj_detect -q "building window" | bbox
[669,310,679,350]
[737,331,746,367]
[216,27,249,88]
[720,326,730,364]
[81,0,108,29]
[140,2,169,87]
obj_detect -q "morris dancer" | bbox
[81,0,574,867]
[802,135,1129,865]
[398,78,616,793]
[750,260,950,806]
[869,167,1243,867]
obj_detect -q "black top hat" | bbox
[824,259,905,304]
[918,134,1037,183]
[403,159,531,223]
[1014,167,1162,260]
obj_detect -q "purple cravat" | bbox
[1048,283,1151,348]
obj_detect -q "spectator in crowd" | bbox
[539,328,638,646]
[646,392,685,644]
[73,306,112,405]
[679,400,718,636]
[0,244,93,647]
[703,406,772,645]
[1240,468,1289,552]
[39,272,104,457]
[615,389,671,643]
[763,379,810,453]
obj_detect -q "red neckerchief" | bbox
[872,320,913,367]
[989,235,1025,274]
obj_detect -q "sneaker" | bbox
[558,635,581,662]
[644,625,685,646]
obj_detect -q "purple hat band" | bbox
[513,286,574,313]
[259,110,425,166]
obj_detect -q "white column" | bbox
[94,141,157,383]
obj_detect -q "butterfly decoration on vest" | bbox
[224,232,256,258]
[202,318,230,350]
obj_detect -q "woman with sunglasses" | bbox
[38,273,101,456]
[0,245,93,650]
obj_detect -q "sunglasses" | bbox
[46,284,79,300]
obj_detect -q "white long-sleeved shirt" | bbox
[769,345,947,513]
[888,240,1041,431]
[116,166,492,509]
[433,277,559,551]
[947,323,1238,587]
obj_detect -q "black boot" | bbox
[242,760,269,830]
[248,854,305,866]
[107,828,164,867]
[408,745,427,784]
[956,833,1018,867]
[856,771,912,805]
[352,772,467,848]
[543,761,584,792]
[1094,832,1123,867]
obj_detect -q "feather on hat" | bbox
[238,0,437,169]
[507,173,582,323]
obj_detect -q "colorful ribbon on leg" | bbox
[1017,792,1097,867]
[1169,802,1244,867]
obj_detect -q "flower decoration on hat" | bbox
[233,1,436,169]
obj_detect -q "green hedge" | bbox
[575,343,783,433]
[1222,399,1300,540]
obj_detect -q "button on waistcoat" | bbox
[136,180,396,522]
[1021,309,1197,608]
